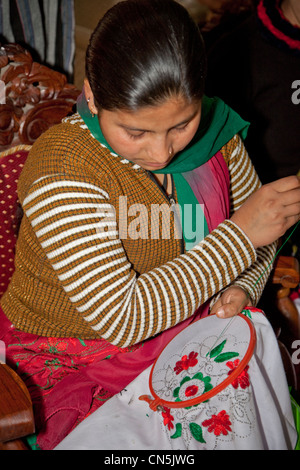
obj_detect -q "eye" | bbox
[174,123,189,133]
[126,130,146,140]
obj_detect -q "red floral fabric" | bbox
[0,303,207,449]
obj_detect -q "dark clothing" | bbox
[205,13,300,183]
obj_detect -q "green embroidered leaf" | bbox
[170,423,182,439]
[189,422,206,443]
[214,351,239,362]
[205,383,213,393]
[242,309,252,319]
[191,372,204,381]
[190,372,213,394]
[180,376,191,386]
[209,339,226,358]
[173,387,180,398]
[78,338,87,347]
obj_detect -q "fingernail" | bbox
[217,308,225,318]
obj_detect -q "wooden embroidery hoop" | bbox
[139,312,256,411]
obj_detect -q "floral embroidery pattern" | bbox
[241,307,262,319]
[154,312,258,446]
[189,422,206,443]
[159,338,250,444]
[160,340,241,443]
[227,359,250,389]
[170,422,182,439]
[162,408,174,431]
[202,410,232,436]
[173,373,213,404]
[174,351,198,375]
[208,339,239,362]
[39,337,69,354]
[163,408,233,443]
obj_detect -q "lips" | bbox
[145,160,170,169]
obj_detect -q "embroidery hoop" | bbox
[139,312,256,411]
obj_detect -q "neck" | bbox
[281,0,300,27]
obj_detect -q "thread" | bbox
[249,219,300,296]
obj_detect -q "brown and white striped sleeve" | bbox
[22,167,259,348]
[220,135,277,304]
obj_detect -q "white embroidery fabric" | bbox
[148,312,254,408]
[55,311,297,450]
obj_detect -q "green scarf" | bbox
[77,92,249,174]
[77,92,249,248]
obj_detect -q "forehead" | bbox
[100,97,202,130]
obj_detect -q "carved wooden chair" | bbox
[0,43,299,450]
[0,43,80,298]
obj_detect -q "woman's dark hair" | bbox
[86,0,207,111]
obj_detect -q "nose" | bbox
[147,136,173,164]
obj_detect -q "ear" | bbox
[84,78,99,116]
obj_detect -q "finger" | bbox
[282,214,300,234]
[270,175,300,193]
[215,303,239,318]
[210,299,222,315]
[282,201,300,217]
[280,188,300,208]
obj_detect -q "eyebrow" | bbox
[119,110,199,133]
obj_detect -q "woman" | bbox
[0,0,299,450]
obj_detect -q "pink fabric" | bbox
[0,152,231,450]
[200,151,231,231]
[0,306,208,449]
[180,152,230,233]
[0,148,29,298]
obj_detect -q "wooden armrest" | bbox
[0,364,35,443]
[270,256,300,364]
[271,256,300,289]
[0,43,80,149]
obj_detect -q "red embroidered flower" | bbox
[185,385,199,397]
[226,359,250,389]
[162,407,174,430]
[174,351,198,375]
[39,337,68,354]
[202,410,232,436]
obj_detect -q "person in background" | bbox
[203,0,299,184]
[202,0,300,262]
[198,0,257,47]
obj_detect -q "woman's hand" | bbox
[230,175,300,249]
[210,286,252,318]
